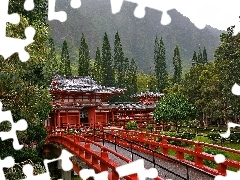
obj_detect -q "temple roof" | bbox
[49,74,125,94]
[98,102,157,110]
[131,92,164,98]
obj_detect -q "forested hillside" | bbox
[48,0,224,73]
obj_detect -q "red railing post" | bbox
[84,143,91,159]
[111,170,120,180]
[161,136,168,155]
[194,142,203,167]
[176,150,184,160]
[100,148,109,172]
[217,163,227,176]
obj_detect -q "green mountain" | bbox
[48,0,224,74]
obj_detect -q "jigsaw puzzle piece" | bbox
[79,169,108,180]
[214,154,240,180]
[24,0,35,11]
[116,159,158,180]
[0,0,20,37]
[48,0,67,22]
[0,156,15,180]
[0,102,28,150]
[21,149,73,180]
[22,164,51,180]
[0,26,36,62]
[57,149,74,171]
[0,0,36,62]
[110,0,174,25]
[48,0,81,22]
[110,0,124,14]
[232,83,240,95]
[220,122,240,138]
[70,0,81,9]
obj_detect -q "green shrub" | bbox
[229,132,240,143]
[181,132,196,140]
[161,131,195,146]
[206,132,221,143]
[126,121,138,130]
[146,124,154,131]
[185,146,228,169]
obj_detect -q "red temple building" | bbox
[45,74,164,128]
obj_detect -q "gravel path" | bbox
[87,141,215,180]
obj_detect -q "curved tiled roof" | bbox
[50,74,125,94]
[98,102,157,110]
[131,92,164,98]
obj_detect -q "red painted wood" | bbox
[45,129,164,180]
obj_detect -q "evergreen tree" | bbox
[126,58,138,100]
[60,40,72,76]
[44,37,60,85]
[197,47,203,64]
[93,47,102,83]
[173,45,182,84]
[101,32,115,87]
[192,51,197,66]
[203,47,208,64]
[78,33,90,76]
[154,37,168,92]
[114,31,126,88]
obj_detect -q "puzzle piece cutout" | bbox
[0,0,36,62]
[48,0,81,22]
[0,101,28,150]
[232,83,240,96]
[21,149,73,180]
[214,154,240,180]
[220,122,240,138]
[24,0,35,11]
[110,0,174,25]
[0,156,15,180]
[110,0,240,30]
[79,159,158,180]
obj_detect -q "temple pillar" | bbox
[57,110,60,127]
[66,110,69,126]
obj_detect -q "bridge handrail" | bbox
[46,128,163,180]
[90,128,216,178]
[104,129,240,175]
[46,124,240,176]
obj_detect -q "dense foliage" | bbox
[153,93,197,128]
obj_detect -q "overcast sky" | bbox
[110,0,240,34]
[174,0,240,34]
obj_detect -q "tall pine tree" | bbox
[126,58,138,100]
[154,36,168,92]
[101,32,115,87]
[60,40,71,76]
[93,47,102,83]
[203,47,208,64]
[173,45,182,84]
[197,47,203,64]
[192,51,197,66]
[78,33,90,76]
[44,37,59,85]
[114,31,127,88]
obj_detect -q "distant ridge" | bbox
[48,0,224,73]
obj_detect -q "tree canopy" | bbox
[153,93,197,126]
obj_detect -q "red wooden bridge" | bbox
[44,124,240,180]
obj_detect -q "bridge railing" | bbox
[46,124,240,176]
[46,127,163,180]
[85,128,215,180]
[103,129,240,176]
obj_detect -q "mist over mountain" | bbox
[48,0,224,73]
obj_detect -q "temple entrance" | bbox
[80,107,88,124]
